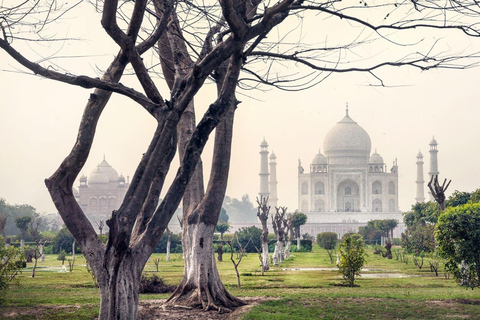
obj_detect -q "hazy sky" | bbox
[1,2,480,215]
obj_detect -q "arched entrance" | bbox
[337,179,360,212]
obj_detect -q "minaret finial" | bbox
[103,154,106,160]
[346,102,349,116]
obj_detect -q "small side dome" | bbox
[269,152,276,160]
[369,151,384,164]
[417,150,423,158]
[312,150,327,165]
[89,166,109,184]
[429,136,438,145]
[260,138,268,147]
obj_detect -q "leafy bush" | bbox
[317,232,337,263]
[154,232,182,253]
[1,237,25,302]
[139,274,176,294]
[232,226,262,253]
[299,240,312,252]
[437,203,480,288]
[338,236,367,287]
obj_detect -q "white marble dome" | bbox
[323,113,371,164]
[98,159,119,181]
[89,166,109,184]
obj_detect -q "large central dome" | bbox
[323,113,371,164]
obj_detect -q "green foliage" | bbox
[215,222,230,239]
[57,250,66,264]
[316,232,337,250]
[291,212,308,229]
[403,202,440,228]
[52,226,77,254]
[446,189,480,208]
[154,232,182,253]
[317,232,337,264]
[14,216,32,235]
[358,221,381,245]
[218,207,229,223]
[373,219,398,236]
[437,202,480,288]
[298,240,312,252]
[0,237,25,302]
[0,198,38,236]
[338,236,367,287]
[401,223,436,254]
[233,226,262,253]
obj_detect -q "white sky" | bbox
[1,2,480,215]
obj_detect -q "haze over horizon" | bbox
[1,2,480,218]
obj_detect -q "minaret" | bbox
[428,136,439,201]
[259,138,270,201]
[269,152,278,208]
[415,150,425,203]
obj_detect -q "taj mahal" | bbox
[259,107,438,239]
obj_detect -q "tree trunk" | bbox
[262,242,270,272]
[165,223,243,311]
[40,244,45,262]
[96,251,145,320]
[296,228,301,249]
[166,233,171,262]
[284,240,291,258]
[217,243,224,262]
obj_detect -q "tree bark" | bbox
[165,223,243,311]
[97,252,144,320]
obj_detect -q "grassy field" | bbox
[2,245,480,319]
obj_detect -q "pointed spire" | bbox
[346,102,349,116]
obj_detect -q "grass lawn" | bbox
[2,245,480,319]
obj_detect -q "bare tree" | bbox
[284,214,294,259]
[256,196,270,273]
[2,1,480,319]
[428,175,452,211]
[96,220,105,237]
[272,206,288,265]
[228,233,252,288]
[29,217,44,277]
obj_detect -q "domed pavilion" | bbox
[297,108,404,239]
[76,157,129,224]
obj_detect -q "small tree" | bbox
[228,234,251,288]
[14,216,31,250]
[0,213,8,241]
[284,214,294,258]
[338,236,367,287]
[271,206,287,265]
[216,222,230,241]
[437,202,480,288]
[0,236,25,301]
[292,212,308,249]
[317,232,338,264]
[57,250,66,265]
[256,196,270,272]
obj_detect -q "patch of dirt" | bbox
[138,297,272,320]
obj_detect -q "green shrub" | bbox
[338,236,367,287]
[1,237,25,302]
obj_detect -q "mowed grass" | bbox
[2,245,480,319]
